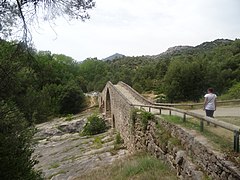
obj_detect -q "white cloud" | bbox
[31,0,240,61]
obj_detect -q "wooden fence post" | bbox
[200,120,204,132]
[183,113,186,122]
[159,108,161,115]
[169,110,172,116]
[149,107,151,112]
[234,130,239,152]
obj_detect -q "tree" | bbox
[164,59,205,102]
[0,101,42,180]
[0,0,95,41]
[59,81,86,114]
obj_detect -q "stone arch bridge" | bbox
[99,81,240,179]
[99,81,152,148]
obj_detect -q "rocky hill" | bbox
[103,53,125,61]
[150,39,233,59]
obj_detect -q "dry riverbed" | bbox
[33,113,128,180]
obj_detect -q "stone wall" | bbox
[100,81,240,179]
[131,114,240,180]
[100,82,135,150]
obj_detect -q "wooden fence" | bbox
[133,104,240,152]
[154,99,240,108]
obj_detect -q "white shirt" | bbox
[204,93,217,110]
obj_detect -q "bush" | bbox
[130,108,139,126]
[115,132,124,145]
[0,101,42,180]
[140,111,154,131]
[59,81,86,115]
[221,82,240,100]
[82,115,108,135]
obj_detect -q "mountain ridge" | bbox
[103,39,234,61]
[102,53,125,61]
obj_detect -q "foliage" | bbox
[220,82,240,100]
[0,101,42,180]
[0,0,95,41]
[65,114,74,121]
[139,111,154,131]
[115,132,124,145]
[59,81,86,115]
[0,40,86,123]
[93,137,103,148]
[130,108,139,126]
[82,115,108,136]
[164,59,205,102]
[75,39,240,102]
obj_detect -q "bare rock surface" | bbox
[33,115,128,180]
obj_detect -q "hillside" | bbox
[147,39,232,59]
[103,53,125,61]
[79,38,240,102]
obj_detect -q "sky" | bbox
[31,0,240,61]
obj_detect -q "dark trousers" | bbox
[205,110,214,117]
[205,110,215,126]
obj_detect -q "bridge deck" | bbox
[114,84,143,105]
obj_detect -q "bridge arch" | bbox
[106,88,111,118]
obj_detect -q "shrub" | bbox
[93,137,103,148]
[65,114,74,121]
[140,111,154,131]
[115,132,124,145]
[0,101,42,180]
[82,115,107,135]
[59,81,86,115]
[221,82,240,100]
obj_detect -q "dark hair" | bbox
[208,88,214,93]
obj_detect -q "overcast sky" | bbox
[31,0,240,61]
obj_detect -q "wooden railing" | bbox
[154,99,240,108]
[133,104,240,152]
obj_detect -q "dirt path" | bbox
[189,106,240,117]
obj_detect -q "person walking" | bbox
[204,88,217,125]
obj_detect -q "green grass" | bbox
[49,162,60,169]
[93,136,103,149]
[75,153,177,180]
[161,115,233,152]
[65,114,74,121]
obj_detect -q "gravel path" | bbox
[190,106,240,117]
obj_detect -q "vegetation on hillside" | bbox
[79,39,240,102]
[0,40,86,124]
[1,38,239,123]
